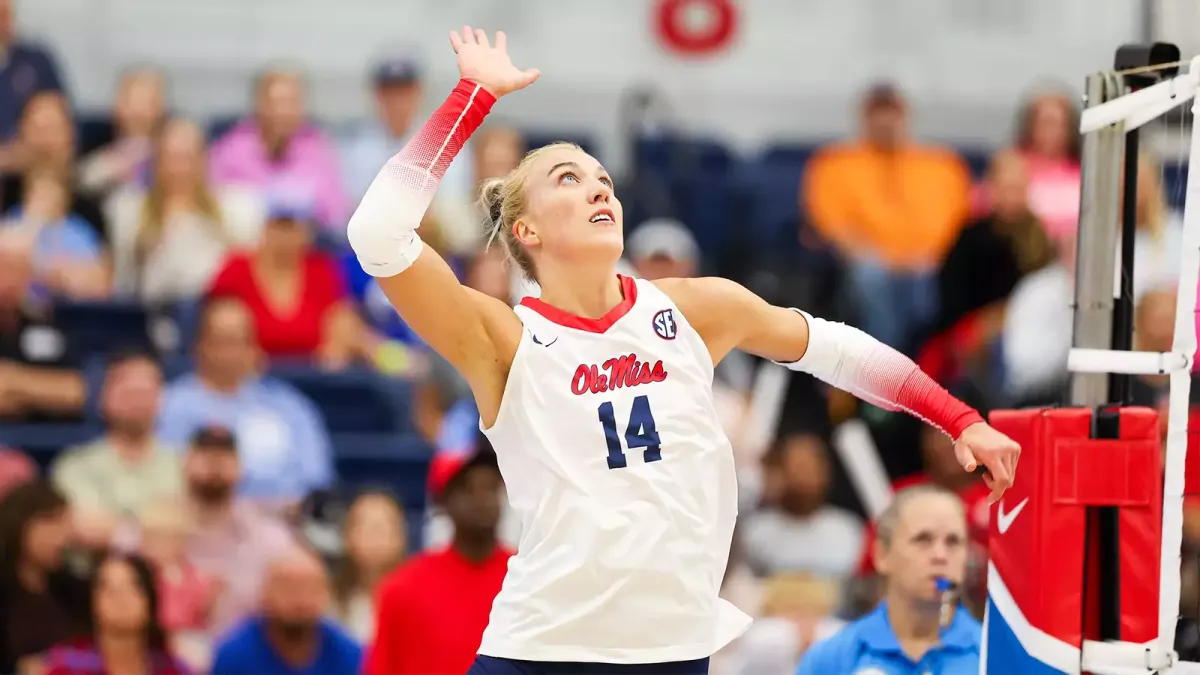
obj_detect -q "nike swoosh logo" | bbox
[531,334,558,347]
[996,497,1029,534]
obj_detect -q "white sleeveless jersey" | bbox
[479,276,752,663]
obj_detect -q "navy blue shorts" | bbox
[467,655,710,675]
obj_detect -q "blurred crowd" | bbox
[1,1,1198,674]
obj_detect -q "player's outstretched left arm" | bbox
[657,276,1020,502]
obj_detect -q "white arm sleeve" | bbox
[776,309,982,439]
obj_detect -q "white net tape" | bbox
[1162,59,1200,674]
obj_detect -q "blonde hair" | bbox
[760,572,840,617]
[136,118,227,265]
[1137,150,1167,240]
[480,141,582,281]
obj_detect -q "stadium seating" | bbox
[329,432,432,511]
[57,300,155,360]
[268,364,416,435]
[28,123,1195,508]
[0,423,103,470]
[523,131,598,159]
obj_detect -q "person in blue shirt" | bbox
[2,168,106,301]
[797,484,982,675]
[211,548,363,675]
[157,298,334,503]
[0,0,66,143]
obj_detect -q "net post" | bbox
[1072,69,1123,649]
[1071,72,1121,408]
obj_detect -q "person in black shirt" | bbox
[936,150,1055,335]
[0,230,85,421]
[926,151,1055,397]
[0,92,107,244]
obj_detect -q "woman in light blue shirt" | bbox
[3,168,107,300]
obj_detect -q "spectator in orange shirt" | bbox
[803,83,970,352]
[366,435,512,675]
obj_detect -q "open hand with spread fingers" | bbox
[954,422,1021,504]
[449,26,540,99]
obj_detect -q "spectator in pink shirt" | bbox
[208,67,348,231]
[1013,88,1082,245]
[115,426,295,640]
[0,447,35,497]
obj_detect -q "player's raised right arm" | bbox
[346,27,538,378]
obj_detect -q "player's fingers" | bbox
[986,454,1012,487]
[984,474,1003,505]
[520,68,541,87]
[1004,453,1018,485]
[954,440,977,472]
[495,30,507,52]
[461,26,475,44]
[475,28,490,48]
[449,31,464,53]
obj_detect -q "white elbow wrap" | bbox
[346,168,427,278]
[775,309,876,382]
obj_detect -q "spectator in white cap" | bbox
[625,218,756,457]
[626,218,700,280]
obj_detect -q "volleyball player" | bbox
[347,26,1020,675]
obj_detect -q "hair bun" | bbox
[479,178,505,231]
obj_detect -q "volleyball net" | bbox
[982,44,1200,675]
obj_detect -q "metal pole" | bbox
[1070,73,1122,407]
[1071,71,1126,645]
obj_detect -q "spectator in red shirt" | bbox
[366,434,512,675]
[208,194,362,367]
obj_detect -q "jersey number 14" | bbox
[596,395,662,470]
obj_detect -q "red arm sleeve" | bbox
[395,79,495,196]
[784,311,984,440]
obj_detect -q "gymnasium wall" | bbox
[23,0,1139,166]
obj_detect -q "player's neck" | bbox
[886,594,943,642]
[535,265,624,320]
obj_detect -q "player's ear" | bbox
[872,537,890,576]
[513,218,539,247]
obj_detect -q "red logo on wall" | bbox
[654,0,738,57]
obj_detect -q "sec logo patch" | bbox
[653,309,677,340]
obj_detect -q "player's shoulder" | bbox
[651,276,752,313]
[651,276,760,334]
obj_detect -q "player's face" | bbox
[876,493,968,603]
[519,147,624,269]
